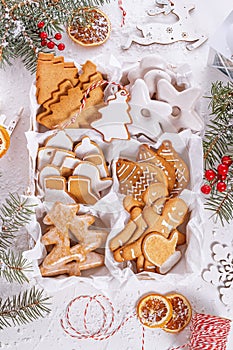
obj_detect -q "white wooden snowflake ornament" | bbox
[157,79,204,132]
[122,0,208,50]
[128,79,172,140]
[91,89,131,142]
[202,243,233,306]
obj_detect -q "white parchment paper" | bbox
[23,127,205,291]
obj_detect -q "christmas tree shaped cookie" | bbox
[91,89,131,142]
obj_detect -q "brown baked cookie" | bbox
[137,144,176,193]
[157,140,189,196]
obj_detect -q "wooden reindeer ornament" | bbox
[122,0,208,51]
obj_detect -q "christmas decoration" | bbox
[61,293,230,350]
[37,22,65,51]
[0,194,51,329]
[202,81,233,225]
[122,0,207,50]
[0,0,108,72]
[171,313,231,350]
[203,243,233,306]
[91,89,131,142]
[68,7,111,47]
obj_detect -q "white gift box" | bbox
[208,10,233,80]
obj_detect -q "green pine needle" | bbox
[0,251,32,284]
[0,287,51,329]
[203,81,233,226]
[203,81,233,168]
[0,0,109,72]
[0,193,35,250]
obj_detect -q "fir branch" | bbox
[0,287,51,329]
[0,0,110,72]
[0,251,32,284]
[0,193,35,250]
[203,81,233,168]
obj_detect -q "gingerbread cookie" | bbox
[44,130,73,151]
[68,175,100,205]
[137,144,176,193]
[74,136,109,178]
[40,202,106,277]
[72,162,112,195]
[91,89,131,142]
[116,158,167,203]
[111,183,188,274]
[157,140,189,196]
[142,231,178,267]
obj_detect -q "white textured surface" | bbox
[0,0,233,349]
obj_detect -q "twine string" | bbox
[171,313,231,350]
[60,294,144,349]
[61,295,231,350]
[57,79,127,130]
[118,0,126,26]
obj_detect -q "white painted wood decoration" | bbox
[122,0,208,50]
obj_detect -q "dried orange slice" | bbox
[0,125,10,158]
[163,293,192,333]
[137,293,173,328]
[68,8,111,47]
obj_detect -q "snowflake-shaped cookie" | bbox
[202,243,233,305]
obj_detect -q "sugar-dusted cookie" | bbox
[157,140,189,196]
[137,144,176,193]
[44,130,73,151]
[40,202,106,276]
[142,231,178,267]
[74,136,109,177]
[72,161,112,195]
[68,175,100,205]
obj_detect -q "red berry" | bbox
[221,156,232,166]
[201,184,211,194]
[41,39,47,46]
[216,181,227,192]
[205,169,216,181]
[37,21,45,29]
[57,43,65,51]
[39,31,47,39]
[217,164,229,175]
[47,41,55,49]
[220,174,227,180]
[54,33,62,40]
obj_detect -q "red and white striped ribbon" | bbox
[118,0,126,26]
[171,313,231,350]
[60,294,145,349]
[59,79,127,130]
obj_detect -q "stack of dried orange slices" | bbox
[137,293,192,333]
